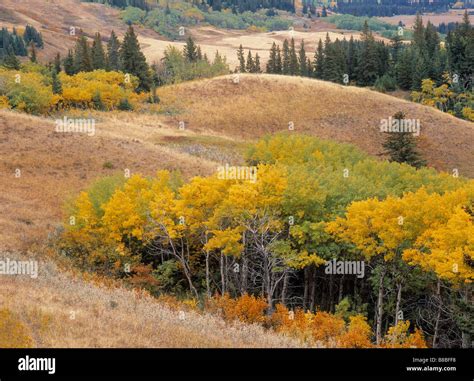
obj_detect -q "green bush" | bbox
[374,74,397,92]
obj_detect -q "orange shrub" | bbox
[208,293,268,324]
[337,315,373,348]
[310,311,346,346]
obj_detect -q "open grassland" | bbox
[0,251,303,347]
[156,74,474,177]
[380,9,474,27]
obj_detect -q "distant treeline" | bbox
[206,0,295,13]
[82,0,151,11]
[83,0,296,13]
[0,25,43,61]
[336,0,453,17]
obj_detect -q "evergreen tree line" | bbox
[261,13,473,92]
[61,27,151,92]
[0,25,43,62]
[82,0,151,11]
[236,45,262,73]
[336,0,452,17]
[206,0,295,13]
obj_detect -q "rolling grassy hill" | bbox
[1,74,472,252]
[0,73,472,348]
[157,74,474,176]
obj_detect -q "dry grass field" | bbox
[0,251,303,347]
[380,9,474,27]
[157,74,474,176]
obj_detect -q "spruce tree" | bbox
[29,42,37,63]
[298,40,307,76]
[266,42,277,73]
[63,49,75,75]
[347,35,358,80]
[237,44,246,72]
[282,39,290,74]
[74,35,92,72]
[314,39,324,79]
[183,36,198,62]
[289,38,298,75]
[246,51,254,73]
[51,69,63,95]
[91,33,106,70]
[120,25,150,92]
[323,39,346,83]
[356,21,379,86]
[396,48,413,90]
[412,13,425,52]
[54,53,62,73]
[382,111,426,168]
[107,31,121,71]
[411,49,429,90]
[254,53,261,73]
[275,46,282,74]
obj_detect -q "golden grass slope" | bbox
[0,109,218,251]
[157,74,474,177]
[0,251,303,348]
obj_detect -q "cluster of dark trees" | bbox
[82,0,151,11]
[61,27,151,91]
[206,0,295,12]
[260,12,472,92]
[437,21,463,34]
[84,0,296,13]
[0,25,43,67]
[336,0,452,17]
[237,45,262,72]
[23,25,44,48]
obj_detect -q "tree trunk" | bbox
[241,254,248,295]
[220,253,226,294]
[338,275,344,304]
[329,273,334,312]
[376,266,386,346]
[310,266,317,312]
[432,279,441,348]
[181,257,198,299]
[281,271,289,306]
[394,282,402,326]
[303,267,309,310]
[205,251,210,298]
[461,286,472,348]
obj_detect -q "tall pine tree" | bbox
[120,25,150,92]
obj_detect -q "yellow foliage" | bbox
[0,95,10,109]
[382,321,427,348]
[337,315,373,348]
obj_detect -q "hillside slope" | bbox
[1,74,473,251]
[157,74,474,177]
[0,251,302,347]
